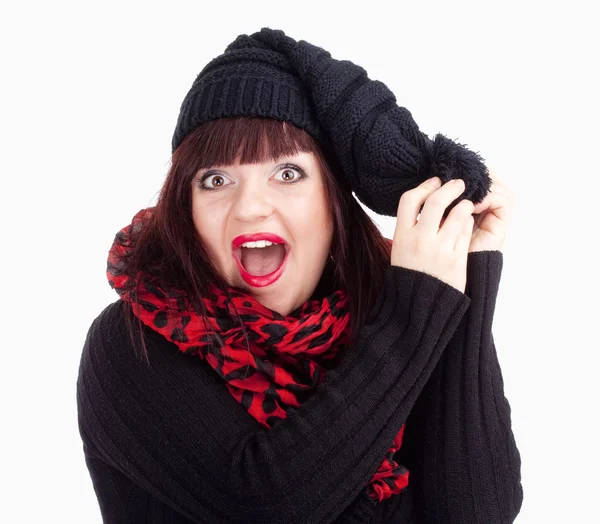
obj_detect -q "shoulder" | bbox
[79,299,144,374]
[77,301,142,418]
[77,300,176,421]
[84,299,128,347]
[77,300,201,442]
[80,299,182,370]
[77,299,227,411]
[79,299,201,382]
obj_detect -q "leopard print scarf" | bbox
[106,207,409,502]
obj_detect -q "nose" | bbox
[231,177,275,223]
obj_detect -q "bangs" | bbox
[185,117,321,169]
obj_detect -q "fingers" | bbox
[437,198,475,246]
[417,178,468,231]
[396,177,443,229]
[472,186,515,224]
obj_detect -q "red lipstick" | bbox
[231,233,290,288]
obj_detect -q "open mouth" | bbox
[232,243,290,287]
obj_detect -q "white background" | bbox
[2,1,598,522]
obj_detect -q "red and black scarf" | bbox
[107,207,409,502]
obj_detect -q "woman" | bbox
[77,28,523,523]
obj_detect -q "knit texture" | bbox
[171,27,492,217]
[77,251,523,523]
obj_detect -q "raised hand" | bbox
[392,176,475,293]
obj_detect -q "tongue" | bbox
[241,244,286,276]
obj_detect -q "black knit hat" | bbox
[171,27,491,217]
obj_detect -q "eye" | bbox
[200,172,233,190]
[273,164,306,183]
[198,163,306,192]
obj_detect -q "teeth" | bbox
[241,240,277,248]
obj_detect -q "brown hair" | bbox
[120,116,392,360]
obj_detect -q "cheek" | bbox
[287,191,333,248]
[296,184,331,221]
[192,201,226,255]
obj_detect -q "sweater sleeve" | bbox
[77,265,471,524]
[393,250,524,524]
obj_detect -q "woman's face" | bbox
[191,150,334,316]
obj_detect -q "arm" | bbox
[77,265,471,524]
[394,250,523,524]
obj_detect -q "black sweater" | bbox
[76,250,523,523]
